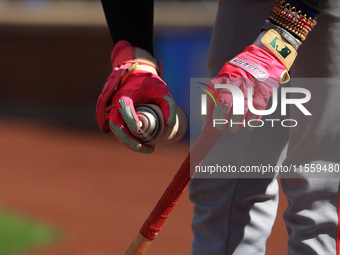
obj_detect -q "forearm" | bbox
[266,0,327,44]
[251,0,326,80]
[100,0,154,56]
[294,0,326,14]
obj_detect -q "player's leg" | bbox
[190,177,279,255]
[280,178,339,254]
[189,0,286,254]
[281,1,340,254]
[190,119,286,255]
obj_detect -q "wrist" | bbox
[120,47,160,84]
[254,29,297,71]
[262,21,302,51]
[111,41,161,86]
[268,0,318,42]
[130,47,159,75]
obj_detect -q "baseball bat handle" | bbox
[124,233,152,255]
[125,126,222,254]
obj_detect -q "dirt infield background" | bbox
[0,120,288,255]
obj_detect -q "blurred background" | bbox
[0,0,287,254]
[0,0,216,129]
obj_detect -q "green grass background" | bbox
[0,209,59,255]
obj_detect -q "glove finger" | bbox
[140,144,155,154]
[217,76,243,121]
[218,93,233,116]
[212,92,233,131]
[245,112,262,131]
[143,76,177,127]
[227,87,248,133]
[245,90,267,131]
[200,78,229,129]
[228,113,245,133]
[154,93,177,128]
[118,96,140,133]
[202,92,217,125]
[212,98,229,131]
[109,109,154,154]
[207,81,234,131]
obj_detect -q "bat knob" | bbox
[131,104,188,144]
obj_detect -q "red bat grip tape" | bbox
[140,130,221,240]
[140,153,191,240]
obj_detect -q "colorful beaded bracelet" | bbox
[268,0,317,41]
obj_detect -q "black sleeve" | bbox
[101,0,154,56]
[297,0,326,14]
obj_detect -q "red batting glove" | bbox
[96,41,177,153]
[204,29,297,133]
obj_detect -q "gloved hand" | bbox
[204,29,297,133]
[96,41,177,154]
